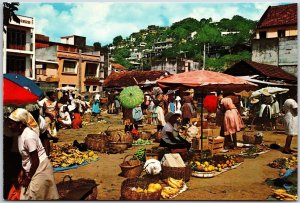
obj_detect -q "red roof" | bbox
[111,63,126,69]
[257,3,297,29]
[224,60,297,82]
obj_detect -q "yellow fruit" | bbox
[204,167,208,172]
[292,156,297,161]
[88,151,94,157]
[148,188,157,193]
[154,183,162,191]
[217,164,221,168]
[136,187,144,193]
[204,161,209,167]
[218,168,222,172]
[195,161,200,166]
[223,164,228,168]
[144,189,148,194]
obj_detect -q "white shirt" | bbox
[60,112,72,125]
[18,127,47,173]
[38,115,47,134]
[157,106,166,126]
[161,122,179,144]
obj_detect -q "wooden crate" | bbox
[207,136,224,156]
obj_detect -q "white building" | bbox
[3,15,36,80]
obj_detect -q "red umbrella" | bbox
[4,78,40,105]
[157,70,258,150]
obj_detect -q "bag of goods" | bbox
[144,159,162,175]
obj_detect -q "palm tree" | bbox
[3,2,20,33]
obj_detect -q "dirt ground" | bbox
[53,112,298,200]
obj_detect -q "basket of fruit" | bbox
[56,175,98,200]
[140,132,151,140]
[85,133,108,153]
[161,165,192,182]
[120,155,143,178]
[120,178,162,200]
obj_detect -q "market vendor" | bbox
[160,112,191,150]
[8,108,59,200]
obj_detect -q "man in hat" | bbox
[249,97,260,126]
[159,112,191,150]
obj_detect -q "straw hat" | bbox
[261,89,271,96]
[250,98,259,104]
[184,89,194,93]
[165,112,180,122]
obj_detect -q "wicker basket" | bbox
[56,175,98,200]
[140,132,151,140]
[243,131,263,144]
[154,131,162,142]
[85,133,108,153]
[120,178,162,200]
[161,165,192,182]
[120,155,143,178]
[108,142,128,154]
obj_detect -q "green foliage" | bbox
[206,51,251,72]
[93,42,101,51]
[113,35,123,46]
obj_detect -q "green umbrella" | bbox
[119,86,144,109]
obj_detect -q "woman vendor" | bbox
[221,98,244,149]
[8,108,59,200]
[159,112,191,150]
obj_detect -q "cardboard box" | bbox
[161,153,185,167]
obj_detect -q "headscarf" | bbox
[283,99,298,113]
[9,108,40,135]
[221,98,236,110]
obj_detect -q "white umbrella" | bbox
[250,87,289,98]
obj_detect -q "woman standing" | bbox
[152,100,166,132]
[282,98,298,154]
[8,108,59,200]
[174,96,182,115]
[221,98,244,149]
[43,91,59,140]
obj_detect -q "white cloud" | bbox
[17,2,281,45]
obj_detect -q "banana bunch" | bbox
[273,189,298,200]
[167,177,184,189]
[161,187,180,199]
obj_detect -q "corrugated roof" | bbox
[224,60,297,82]
[103,70,168,88]
[257,3,297,29]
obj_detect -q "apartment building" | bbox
[3,15,35,79]
[252,3,298,76]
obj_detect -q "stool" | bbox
[171,148,188,161]
[207,136,224,156]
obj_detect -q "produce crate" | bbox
[161,165,192,182]
[208,136,224,156]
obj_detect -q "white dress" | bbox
[283,99,298,136]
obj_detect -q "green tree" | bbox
[93,42,101,51]
[113,35,123,46]
[3,2,20,33]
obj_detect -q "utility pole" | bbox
[78,49,82,93]
[202,44,205,70]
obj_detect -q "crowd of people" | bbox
[3,86,297,200]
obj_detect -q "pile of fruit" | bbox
[161,178,185,199]
[273,189,298,200]
[268,156,297,170]
[50,144,98,168]
[133,138,152,145]
[190,155,243,173]
[130,183,162,194]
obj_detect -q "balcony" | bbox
[7,44,26,50]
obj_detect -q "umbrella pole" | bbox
[200,94,204,151]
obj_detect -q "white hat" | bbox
[250,98,259,104]
[175,96,181,101]
[261,89,271,96]
[165,112,181,122]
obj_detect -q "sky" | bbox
[17,2,289,46]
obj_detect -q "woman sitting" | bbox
[57,105,72,129]
[72,107,82,129]
[160,112,191,150]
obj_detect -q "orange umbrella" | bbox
[157,70,257,150]
[157,70,257,92]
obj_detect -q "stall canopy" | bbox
[157,70,257,93]
[103,70,169,88]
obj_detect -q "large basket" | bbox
[120,178,162,200]
[120,155,143,178]
[85,133,108,153]
[108,142,128,154]
[140,132,151,140]
[161,165,192,182]
[56,175,98,200]
[243,131,263,144]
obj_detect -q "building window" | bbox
[36,64,46,75]
[93,86,98,91]
[278,30,285,38]
[85,63,98,77]
[63,60,77,73]
[86,86,90,92]
[7,55,26,75]
[7,28,26,50]
[259,31,266,39]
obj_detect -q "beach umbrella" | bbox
[4,73,44,105]
[119,86,144,109]
[250,87,289,98]
[157,70,257,150]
